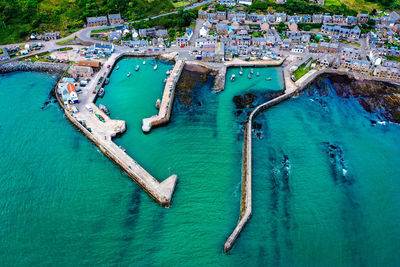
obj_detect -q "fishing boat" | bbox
[248,74,252,79]
[135,65,140,71]
[250,69,254,74]
[98,88,105,97]
[116,66,119,70]
[143,61,146,65]
[256,72,260,77]
[155,99,161,109]
[99,104,110,115]
[231,74,236,81]
[154,64,158,70]
[265,77,272,81]
[127,72,131,77]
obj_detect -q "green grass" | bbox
[0,48,3,54]
[92,28,115,34]
[384,55,400,62]
[292,59,316,80]
[340,40,361,47]
[56,37,76,45]
[172,1,190,8]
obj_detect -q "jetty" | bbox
[55,53,177,207]
[142,60,185,133]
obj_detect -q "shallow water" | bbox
[0,61,399,266]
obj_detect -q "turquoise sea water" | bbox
[0,59,399,266]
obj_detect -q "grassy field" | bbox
[325,0,380,13]
[385,55,400,62]
[340,40,361,47]
[292,58,317,80]
[172,1,191,8]
[56,37,77,45]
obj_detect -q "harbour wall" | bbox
[0,61,68,75]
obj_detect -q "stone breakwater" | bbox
[0,61,68,75]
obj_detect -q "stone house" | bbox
[357,14,369,24]
[86,16,108,27]
[108,14,123,25]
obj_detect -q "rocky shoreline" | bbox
[0,61,68,75]
[311,73,400,124]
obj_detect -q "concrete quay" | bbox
[142,59,185,133]
[56,53,177,207]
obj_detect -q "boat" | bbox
[116,66,119,70]
[250,69,254,74]
[95,113,105,123]
[166,70,171,75]
[155,99,161,109]
[154,64,158,70]
[127,72,131,77]
[256,72,260,77]
[265,77,272,81]
[248,74,252,79]
[98,88,105,97]
[143,61,146,65]
[119,145,126,152]
[164,78,167,83]
[135,65,140,71]
[239,70,243,75]
[99,104,110,115]
[231,74,236,81]
[104,78,109,85]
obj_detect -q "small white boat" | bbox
[248,74,252,79]
[135,65,140,71]
[250,69,254,74]
[166,70,171,75]
[239,70,243,76]
[265,77,272,81]
[155,99,161,109]
[231,74,236,81]
[127,72,131,77]
[116,66,119,70]
[256,72,260,77]
[143,61,146,65]
[154,64,158,70]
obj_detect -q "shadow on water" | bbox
[118,186,142,260]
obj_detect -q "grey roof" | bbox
[108,14,121,19]
[87,16,108,23]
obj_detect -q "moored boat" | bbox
[154,64,158,70]
[256,72,259,77]
[143,61,146,65]
[265,77,272,81]
[155,99,161,109]
[231,74,236,81]
[104,78,109,85]
[127,72,131,77]
[98,88,105,97]
[250,69,254,74]
[116,66,119,70]
[99,104,110,115]
[248,74,252,79]
[136,65,140,71]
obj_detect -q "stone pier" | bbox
[142,60,185,132]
